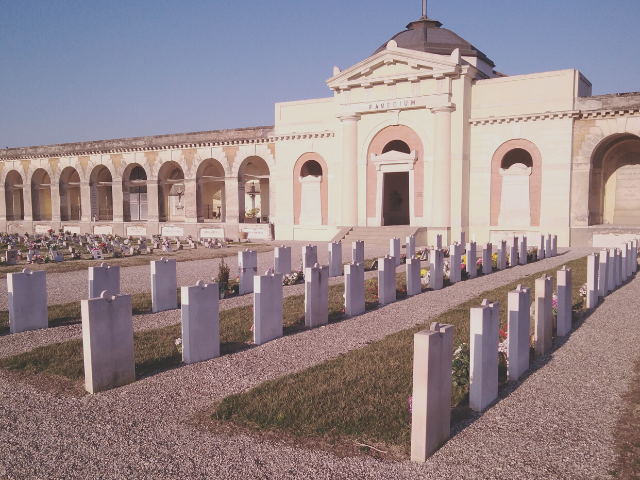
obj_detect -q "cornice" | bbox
[470,108,640,126]
[268,131,335,142]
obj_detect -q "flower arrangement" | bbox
[174,338,182,355]
[579,283,587,298]
[400,253,407,264]
[245,207,260,219]
[443,260,451,280]
[283,265,304,285]
[552,294,558,316]
[452,343,470,387]
[491,253,498,269]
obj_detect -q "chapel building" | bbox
[2,15,640,247]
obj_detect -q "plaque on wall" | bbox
[614,162,640,224]
[239,226,271,240]
[200,228,225,238]
[63,225,82,234]
[126,226,147,236]
[161,226,184,237]
[35,225,52,234]
[94,225,113,235]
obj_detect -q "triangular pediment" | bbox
[327,42,461,91]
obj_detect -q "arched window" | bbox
[382,140,411,154]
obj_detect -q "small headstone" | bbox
[544,234,552,259]
[406,235,416,259]
[519,237,528,265]
[449,243,462,283]
[482,243,492,275]
[91,249,104,260]
[551,235,558,257]
[430,249,444,290]
[8,268,48,334]
[238,249,258,295]
[378,255,396,305]
[89,263,120,299]
[615,248,623,288]
[304,263,329,327]
[534,274,554,356]
[556,267,572,337]
[466,242,477,278]
[302,244,318,271]
[508,237,518,267]
[586,253,599,309]
[621,243,629,282]
[538,235,546,260]
[253,273,284,345]
[344,262,365,316]
[181,281,220,364]
[352,240,364,264]
[151,257,178,313]
[598,250,610,298]
[49,249,64,262]
[274,246,292,275]
[608,248,617,292]
[458,231,466,249]
[5,249,18,265]
[507,284,531,381]
[496,240,507,270]
[328,242,342,277]
[469,300,499,412]
[435,234,442,250]
[406,256,421,296]
[390,237,401,267]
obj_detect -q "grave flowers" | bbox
[452,343,470,387]
[283,266,304,286]
[400,253,407,264]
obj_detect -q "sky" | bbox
[1,0,639,149]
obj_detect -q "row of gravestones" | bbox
[410,239,639,462]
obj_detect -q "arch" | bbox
[83,157,117,183]
[192,150,232,178]
[365,125,425,223]
[88,165,113,221]
[196,158,226,222]
[237,155,271,222]
[293,153,329,225]
[26,162,55,186]
[5,170,24,221]
[589,134,640,225]
[59,166,82,221]
[232,144,275,177]
[0,164,25,185]
[31,168,52,221]
[157,161,185,222]
[490,139,542,227]
[122,163,148,222]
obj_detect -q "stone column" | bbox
[430,106,455,237]
[224,177,240,223]
[340,115,360,226]
[183,178,198,224]
[146,182,160,222]
[80,182,92,222]
[50,183,61,223]
[111,181,124,223]
[0,186,7,223]
[23,183,33,222]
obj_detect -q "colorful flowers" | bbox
[579,283,587,298]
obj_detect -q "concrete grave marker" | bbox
[8,268,48,334]
[615,248,623,288]
[608,248,617,293]
[507,284,531,381]
[253,273,284,345]
[466,242,477,278]
[344,262,365,316]
[181,281,220,364]
[378,255,396,305]
[586,253,599,309]
[598,249,610,298]
[89,263,120,299]
[482,243,492,275]
[538,235,546,260]
[435,234,442,250]
[302,244,318,271]
[621,243,629,282]
[556,266,572,337]
[519,236,528,265]
[551,235,557,257]
[509,237,518,267]
[238,249,258,295]
[449,243,462,283]
[390,237,401,267]
[406,256,421,296]
[305,263,329,327]
[458,231,466,249]
[534,274,554,356]
[274,246,292,275]
[328,242,342,277]
[91,249,104,260]
[406,235,416,259]
[544,234,552,259]
[496,240,507,270]
[151,257,178,313]
[81,291,135,394]
[430,249,444,290]
[410,322,454,463]
[352,240,364,264]
[5,249,17,265]
[470,299,499,412]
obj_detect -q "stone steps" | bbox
[339,226,420,248]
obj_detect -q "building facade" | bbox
[2,16,640,246]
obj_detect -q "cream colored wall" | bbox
[274,97,335,135]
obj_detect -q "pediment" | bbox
[327,42,461,91]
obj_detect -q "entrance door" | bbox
[130,189,148,221]
[383,172,410,225]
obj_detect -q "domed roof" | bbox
[374,17,495,68]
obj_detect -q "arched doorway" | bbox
[123,165,148,221]
[589,134,640,225]
[5,171,24,221]
[293,155,328,225]
[89,165,113,221]
[158,162,185,222]
[31,168,52,221]
[59,167,81,221]
[490,140,542,227]
[238,156,270,223]
[196,159,226,222]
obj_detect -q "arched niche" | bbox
[196,159,226,222]
[238,156,270,223]
[157,162,185,222]
[122,164,148,221]
[59,167,82,221]
[5,170,24,221]
[31,168,52,221]
[89,165,113,221]
[293,154,328,226]
[490,140,542,227]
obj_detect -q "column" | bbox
[146,181,160,222]
[23,183,33,222]
[0,186,7,223]
[430,106,455,229]
[50,182,61,223]
[224,177,240,223]
[112,181,124,223]
[183,178,197,223]
[340,114,360,226]
[80,182,92,222]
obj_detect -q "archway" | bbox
[5,171,24,221]
[238,156,270,223]
[59,167,81,221]
[31,168,52,221]
[293,154,328,225]
[158,162,185,222]
[196,159,226,222]
[89,165,113,221]
[123,164,148,221]
[366,126,424,226]
[490,140,542,227]
[589,134,640,225]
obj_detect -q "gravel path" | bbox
[2,247,626,479]
[0,241,392,309]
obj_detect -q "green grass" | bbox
[209,256,589,453]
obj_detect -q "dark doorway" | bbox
[383,172,410,225]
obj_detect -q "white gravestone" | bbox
[632,239,638,273]
[435,234,442,250]
[410,322,454,463]
[344,262,365,316]
[469,300,499,412]
[406,256,421,296]
[615,248,623,288]
[551,235,557,257]
[430,249,444,290]
[302,244,318,271]
[458,231,466,250]
[274,246,292,275]
[608,248,617,293]
[181,281,220,364]
[305,263,329,327]
[497,240,507,270]
[544,234,552,259]
[621,243,629,282]
[81,291,135,394]
[449,243,462,283]
[534,274,554,356]
[91,249,104,260]
[556,267,572,337]
[538,235,545,260]
[328,242,342,277]
[466,242,477,278]
[352,240,364,264]
[150,257,178,313]
[253,273,284,345]
[8,268,48,334]
[586,253,599,310]
[238,249,258,295]
[519,236,528,265]
[509,237,518,267]
[5,249,17,265]
[598,249,610,298]
[378,255,396,305]
[88,263,120,299]
[406,235,416,259]
[390,237,401,267]
[627,242,634,277]
[482,243,492,275]
[507,284,531,381]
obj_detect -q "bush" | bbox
[217,258,230,291]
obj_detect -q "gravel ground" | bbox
[2,247,626,479]
[0,241,393,309]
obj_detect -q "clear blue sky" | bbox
[1,0,639,149]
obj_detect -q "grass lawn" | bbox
[207,256,589,456]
